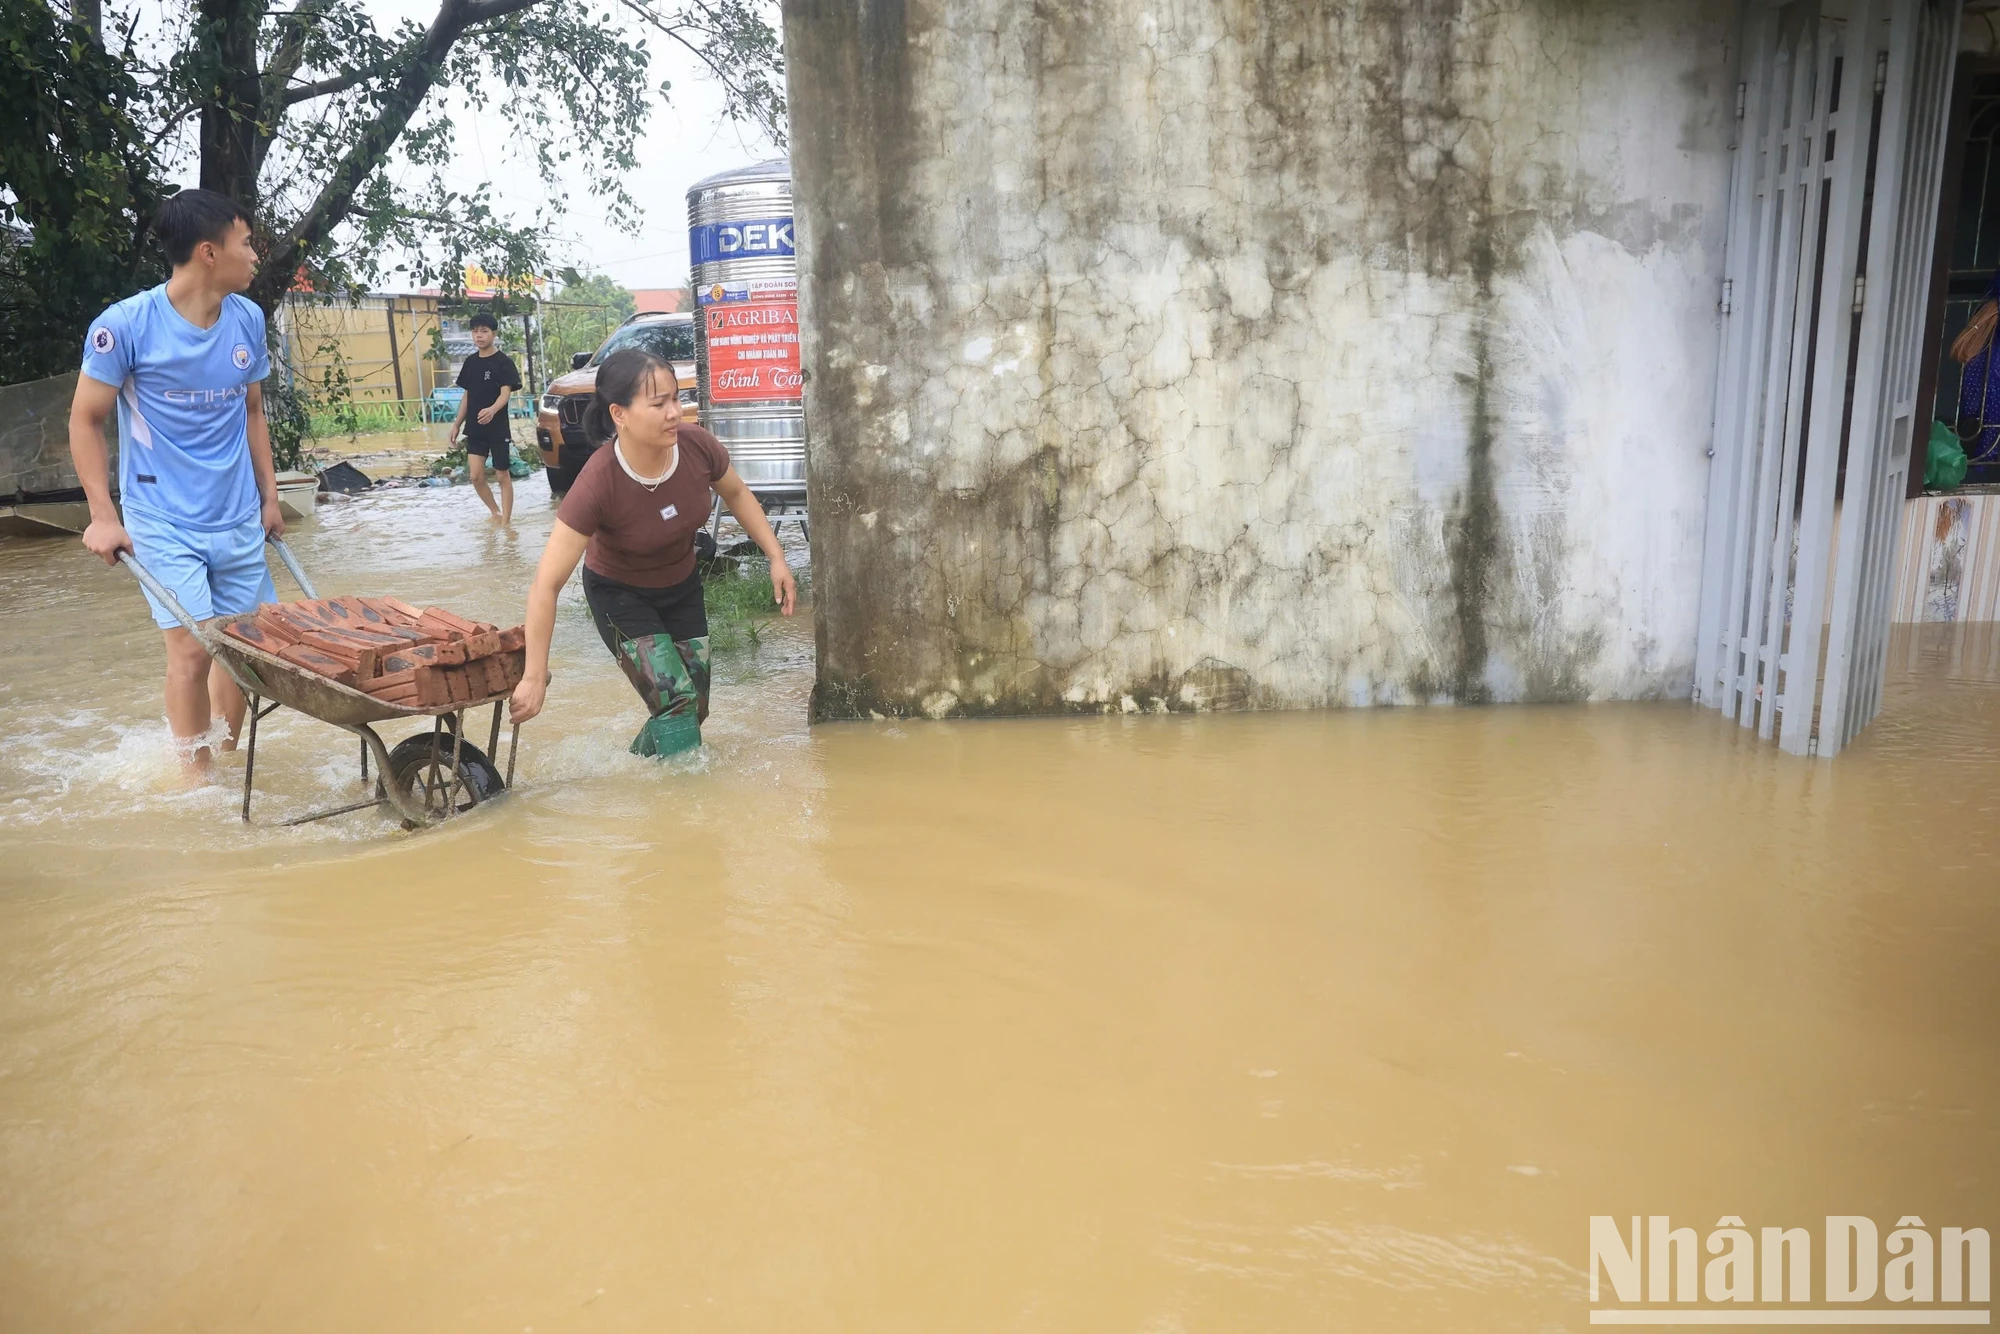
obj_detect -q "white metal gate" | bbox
[1695,0,1960,756]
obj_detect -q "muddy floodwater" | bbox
[0,484,1996,1332]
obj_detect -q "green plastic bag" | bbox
[1928,420,1969,491]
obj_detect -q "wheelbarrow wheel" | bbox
[377,733,505,828]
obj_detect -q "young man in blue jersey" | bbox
[68,189,285,778]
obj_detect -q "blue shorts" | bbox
[125,508,278,632]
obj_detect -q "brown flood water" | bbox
[0,484,1996,1332]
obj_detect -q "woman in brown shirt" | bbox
[508,346,797,755]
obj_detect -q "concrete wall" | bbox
[1,373,114,498]
[786,0,1741,719]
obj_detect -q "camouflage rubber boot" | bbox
[613,634,711,758]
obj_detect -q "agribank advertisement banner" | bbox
[698,279,802,403]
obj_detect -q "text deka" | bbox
[689,218,795,266]
[716,222,791,253]
[1591,1216,1990,1306]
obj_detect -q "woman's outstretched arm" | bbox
[510,520,591,724]
[715,468,799,616]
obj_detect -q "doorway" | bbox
[1912,47,2000,491]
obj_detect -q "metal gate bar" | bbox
[1696,0,1961,757]
[1822,0,1960,754]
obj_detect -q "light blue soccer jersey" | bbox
[79,285,269,532]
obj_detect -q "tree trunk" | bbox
[73,0,103,45]
[197,0,266,208]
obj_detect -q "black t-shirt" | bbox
[456,350,521,440]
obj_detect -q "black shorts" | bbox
[465,433,512,470]
[581,564,707,652]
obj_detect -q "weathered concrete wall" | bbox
[1,373,115,498]
[787,0,1739,719]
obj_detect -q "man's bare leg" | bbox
[163,628,220,778]
[468,452,500,520]
[498,469,514,526]
[209,657,247,751]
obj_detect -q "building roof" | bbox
[629,287,687,313]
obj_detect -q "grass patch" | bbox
[703,557,808,650]
[308,399,437,437]
[427,444,543,478]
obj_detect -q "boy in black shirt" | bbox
[449,312,522,524]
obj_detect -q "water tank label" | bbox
[689,217,796,266]
[701,281,802,403]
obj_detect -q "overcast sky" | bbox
[425,39,784,291]
[145,0,784,292]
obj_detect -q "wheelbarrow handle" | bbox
[266,534,318,599]
[116,550,207,638]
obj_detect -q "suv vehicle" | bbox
[536,312,699,496]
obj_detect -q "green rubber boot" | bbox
[613,633,711,760]
[631,710,702,757]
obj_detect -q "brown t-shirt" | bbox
[557,425,732,587]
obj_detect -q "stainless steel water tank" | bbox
[687,159,805,501]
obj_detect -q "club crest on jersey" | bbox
[232,344,251,370]
[90,327,115,354]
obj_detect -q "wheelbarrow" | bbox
[120,538,523,829]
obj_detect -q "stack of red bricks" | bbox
[221,595,527,709]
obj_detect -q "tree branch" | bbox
[281,61,395,105]
[260,0,335,105]
[462,0,542,24]
[248,0,543,310]
[279,0,538,105]
[614,0,783,138]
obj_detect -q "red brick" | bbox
[265,606,322,635]
[277,643,357,686]
[412,666,448,708]
[420,606,481,636]
[378,643,441,674]
[458,630,502,659]
[329,626,406,649]
[223,620,279,651]
[253,610,304,645]
[468,657,503,697]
